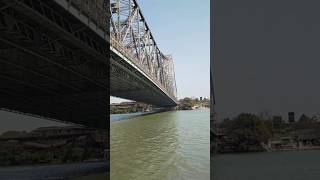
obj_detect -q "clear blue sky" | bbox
[111,0,210,103]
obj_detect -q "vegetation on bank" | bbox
[217,113,272,152]
[110,102,151,114]
[110,97,210,113]
[215,112,320,153]
[223,113,272,143]
[177,97,210,110]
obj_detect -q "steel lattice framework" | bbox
[110,0,177,100]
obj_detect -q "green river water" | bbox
[111,109,210,180]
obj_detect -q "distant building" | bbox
[288,112,295,123]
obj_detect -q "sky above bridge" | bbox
[111,0,210,103]
[214,0,320,120]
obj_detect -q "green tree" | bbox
[228,113,272,143]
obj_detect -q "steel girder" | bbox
[0,0,109,128]
[110,0,177,101]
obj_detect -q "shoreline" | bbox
[270,146,320,152]
[214,147,320,155]
[0,162,108,180]
[111,108,210,122]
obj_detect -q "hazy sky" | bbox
[214,0,320,120]
[111,0,210,103]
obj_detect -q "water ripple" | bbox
[111,109,210,180]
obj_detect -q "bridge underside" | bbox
[110,50,177,107]
[0,0,108,128]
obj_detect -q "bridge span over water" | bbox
[0,0,177,128]
[110,0,178,107]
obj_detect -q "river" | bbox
[212,150,320,180]
[111,109,210,180]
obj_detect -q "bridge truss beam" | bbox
[110,0,177,101]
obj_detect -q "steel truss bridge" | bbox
[0,0,178,127]
[110,0,178,107]
[0,0,109,128]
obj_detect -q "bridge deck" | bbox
[0,0,108,128]
[110,0,178,107]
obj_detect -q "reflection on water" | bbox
[111,109,210,180]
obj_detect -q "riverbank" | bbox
[0,126,107,166]
[110,102,153,114]
[269,146,320,152]
[214,142,320,154]
[214,113,320,154]
[74,172,109,180]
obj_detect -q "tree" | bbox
[228,113,272,143]
[178,97,195,110]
